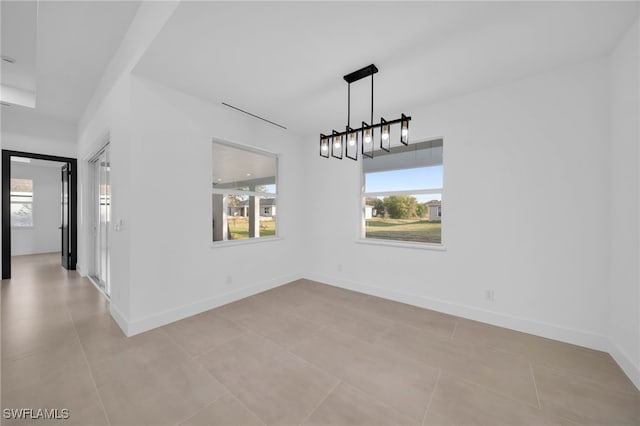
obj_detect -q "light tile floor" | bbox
[2,253,639,426]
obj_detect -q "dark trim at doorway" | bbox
[2,150,78,279]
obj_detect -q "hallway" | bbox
[2,253,110,425]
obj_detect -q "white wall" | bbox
[1,109,77,158]
[78,72,306,335]
[10,162,63,256]
[123,75,305,334]
[75,1,184,328]
[77,73,132,324]
[609,18,640,388]
[304,56,612,350]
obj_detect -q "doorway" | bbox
[88,146,111,296]
[2,150,78,279]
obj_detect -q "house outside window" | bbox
[212,140,278,243]
[362,139,443,245]
[10,178,34,227]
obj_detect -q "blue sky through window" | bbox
[365,165,443,195]
[261,184,276,193]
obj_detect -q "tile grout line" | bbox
[170,327,269,426]
[364,315,545,410]
[172,393,227,426]
[532,359,640,396]
[421,370,442,426]
[298,379,342,426]
[457,326,638,396]
[370,315,463,348]
[160,328,193,357]
[529,362,542,409]
[195,359,268,426]
[450,322,458,339]
[64,305,112,426]
[161,301,416,426]
[159,327,239,361]
[282,331,417,422]
[224,389,268,426]
[446,370,540,410]
[191,354,268,426]
[280,328,357,385]
[158,328,266,426]
[270,320,447,424]
[288,347,422,426]
[193,314,352,425]
[219,313,344,385]
[368,321,395,346]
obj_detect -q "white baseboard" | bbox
[105,270,638,391]
[76,263,87,277]
[110,304,130,336]
[304,272,610,352]
[608,340,640,391]
[122,272,304,337]
[12,249,60,256]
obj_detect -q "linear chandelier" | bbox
[320,64,411,160]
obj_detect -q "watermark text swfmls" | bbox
[2,408,70,420]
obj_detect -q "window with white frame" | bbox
[211,141,277,242]
[362,139,443,244]
[10,178,34,227]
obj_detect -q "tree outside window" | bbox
[11,178,34,227]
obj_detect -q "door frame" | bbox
[88,144,110,295]
[2,150,78,279]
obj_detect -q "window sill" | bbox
[211,237,282,248]
[356,238,447,251]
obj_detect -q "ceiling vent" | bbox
[221,103,287,130]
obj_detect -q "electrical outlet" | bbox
[485,289,495,302]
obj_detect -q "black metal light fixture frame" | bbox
[319,64,411,160]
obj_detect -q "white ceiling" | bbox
[10,156,66,169]
[134,1,639,137]
[212,141,276,185]
[1,1,37,96]
[1,0,140,123]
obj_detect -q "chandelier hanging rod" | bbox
[345,64,377,128]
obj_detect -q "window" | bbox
[362,139,443,244]
[10,178,34,227]
[212,141,277,243]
